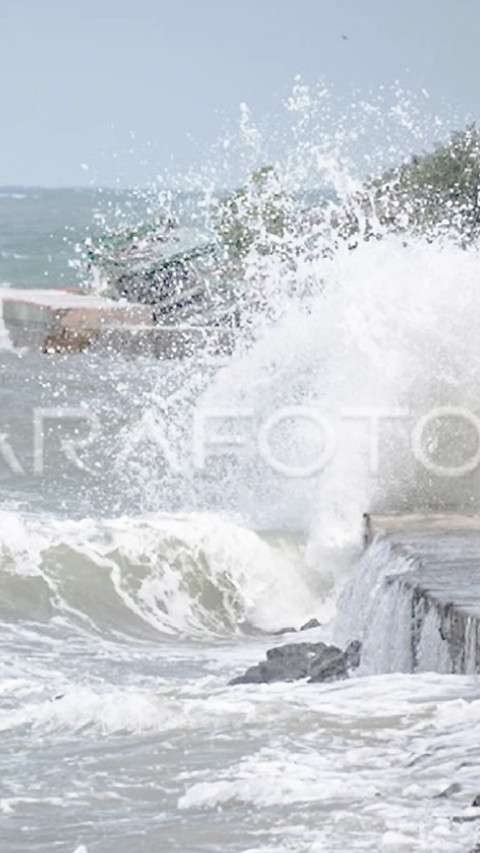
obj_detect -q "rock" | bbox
[307,647,349,682]
[300,618,322,631]
[472,795,480,807]
[306,641,361,683]
[230,642,318,685]
[345,639,362,668]
[229,639,361,686]
[434,782,462,799]
[452,815,480,823]
[274,626,297,636]
[228,662,272,685]
[265,642,324,680]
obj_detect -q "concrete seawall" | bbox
[368,514,480,674]
[0,288,235,357]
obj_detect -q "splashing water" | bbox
[45,82,478,596]
[3,82,479,588]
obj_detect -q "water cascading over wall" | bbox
[335,521,480,677]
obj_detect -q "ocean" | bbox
[2,93,480,851]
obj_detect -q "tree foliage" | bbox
[212,165,288,262]
[335,124,480,244]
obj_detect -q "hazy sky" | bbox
[1,0,479,187]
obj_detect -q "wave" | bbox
[0,510,336,639]
[0,192,28,200]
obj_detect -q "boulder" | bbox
[434,783,462,799]
[229,639,361,686]
[300,618,322,631]
[308,646,350,682]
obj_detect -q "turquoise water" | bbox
[0,187,104,289]
[0,186,189,290]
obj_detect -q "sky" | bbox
[1,0,480,187]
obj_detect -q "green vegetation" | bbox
[212,165,289,262]
[83,218,177,287]
[336,124,480,244]
[81,166,293,316]
[81,126,480,320]
[82,216,217,309]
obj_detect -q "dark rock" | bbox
[307,639,362,683]
[472,795,480,807]
[228,662,273,685]
[434,782,462,799]
[230,642,318,685]
[345,639,362,668]
[265,641,326,680]
[452,815,480,823]
[229,639,361,686]
[274,627,297,636]
[265,641,323,661]
[300,618,322,631]
[308,647,349,682]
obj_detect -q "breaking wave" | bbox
[0,510,335,639]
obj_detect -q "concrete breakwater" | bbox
[358,514,480,675]
[228,515,480,686]
[0,288,235,357]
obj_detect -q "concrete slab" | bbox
[0,287,235,357]
[368,513,480,672]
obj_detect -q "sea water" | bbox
[1,85,480,852]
